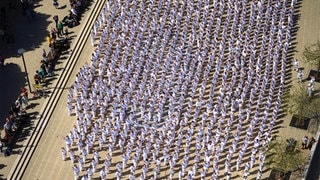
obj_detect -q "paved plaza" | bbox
[0,0,319,180]
[0,0,98,178]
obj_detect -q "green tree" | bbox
[266,139,307,174]
[302,40,320,78]
[287,84,312,126]
[307,97,320,133]
[287,84,320,130]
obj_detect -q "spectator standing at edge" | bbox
[53,15,59,28]
[42,49,47,60]
[308,137,316,150]
[57,21,64,38]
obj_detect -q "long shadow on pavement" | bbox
[0,1,51,60]
[0,63,25,125]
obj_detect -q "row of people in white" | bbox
[65,0,296,179]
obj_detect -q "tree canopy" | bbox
[287,83,320,129]
[287,84,312,118]
[302,40,320,70]
[266,139,307,173]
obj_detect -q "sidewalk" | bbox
[270,0,320,179]
[0,0,95,178]
[277,0,320,162]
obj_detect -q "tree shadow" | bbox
[0,0,51,127]
[0,63,25,125]
[0,3,51,60]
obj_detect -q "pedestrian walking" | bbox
[53,0,59,9]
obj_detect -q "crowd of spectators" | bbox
[2,87,28,144]
[0,0,92,155]
[32,0,91,96]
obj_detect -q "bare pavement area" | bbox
[0,0,319,180]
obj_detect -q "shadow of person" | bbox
[57,5,67,10]
[0,164,7,170]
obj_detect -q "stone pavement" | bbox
[0,0,319,180]
[0,0,97,178]
[279,0,320,140]
[21,37,94,180]
[276,0,320,179]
